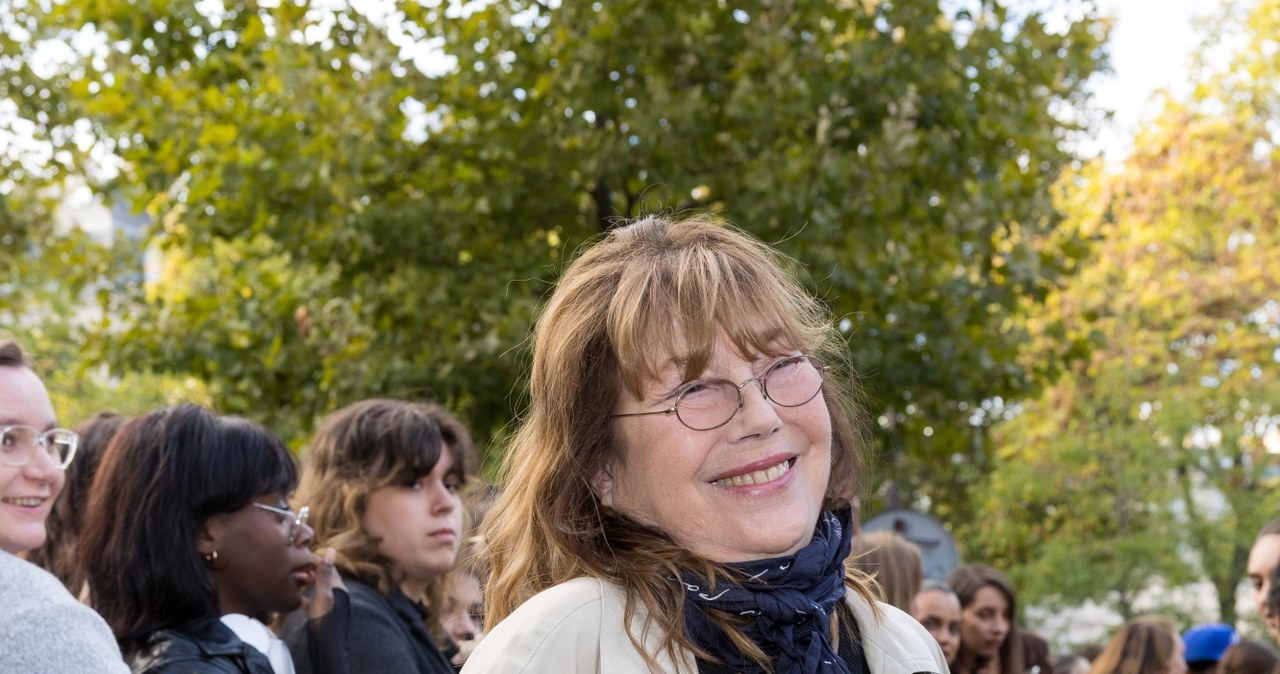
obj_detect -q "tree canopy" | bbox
[969,0,1280,628]
[2,0,1105,511]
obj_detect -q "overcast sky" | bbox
[1087,0,1216,160]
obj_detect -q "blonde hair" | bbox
[848,531,923,611]
[296,399,473,643]
[1088,617,1179,674]
[483,214,874,672]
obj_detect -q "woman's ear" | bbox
[196,514,224,557]
[590,468,616,508]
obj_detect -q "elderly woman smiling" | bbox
[462,215,947,674]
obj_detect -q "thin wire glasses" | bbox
[611,355,826,431]
[253,503,310,546]
[0,425,79,469]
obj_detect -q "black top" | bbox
[695,603,870,674]
[282,576,455,674]
[129,618,275,674]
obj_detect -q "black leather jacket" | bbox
[129,618,275,674]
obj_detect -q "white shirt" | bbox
[221,613,297,674]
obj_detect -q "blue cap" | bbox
[1183,624,1239,663]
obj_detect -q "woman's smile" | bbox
[709,456,796,489]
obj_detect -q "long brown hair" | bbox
[26,411,129,594]
[295,399,472,643]
[848,531,923,612]
[1087,617,1179,674]
[950,564,1025,674]
[482,214,874,672]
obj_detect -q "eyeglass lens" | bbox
[0,426,78,468]
[675,355,823,431]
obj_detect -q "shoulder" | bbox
[131,621,273,674]
[462,577,621,674]
[130,629,222,673]
[0,553,129,673]
[845,594,949,674]
[341,577,399,615]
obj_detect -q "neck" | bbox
[396,575,429,603]
[959,651,996,674]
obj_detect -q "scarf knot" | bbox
[682,508,854,674]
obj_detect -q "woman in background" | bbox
[913,578,962,667]
[282,399,474,673]
[1087,617,1185,674]
[0,339,129,673]
[950,564,1025,674]
[81,404,343,674]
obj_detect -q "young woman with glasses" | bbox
[80,404,345,674]
[281,399,474,674]
[462,215,948,674]
[0,339,129,673]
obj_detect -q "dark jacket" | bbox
[283,576,454,674]
[129,618,275,674]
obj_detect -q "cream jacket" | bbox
[462,576,950,674]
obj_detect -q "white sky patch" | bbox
[1083,0,1213,161]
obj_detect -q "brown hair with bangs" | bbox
[295,399,472,640]
[482,214,874,672]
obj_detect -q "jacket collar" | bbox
[173,617,256,658]
[845,595,949,674]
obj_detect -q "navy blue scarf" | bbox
[682,508,854,674]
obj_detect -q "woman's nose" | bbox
[21,445,61,482]
[295,521,315,547]
[729,380,783,440]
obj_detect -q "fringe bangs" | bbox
[609,231,827,398]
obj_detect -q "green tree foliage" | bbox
[1,0,1105,496]
[971,0,1280,624]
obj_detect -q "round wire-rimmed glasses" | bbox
[253,503,310,546]
[610,354,826,431]
[0,425,79,469]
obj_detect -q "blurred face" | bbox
[0,366,65,554]
[1248,534,1280,642]
[363,448,463,596]
[206,492,316,616]
[602,334,833,563]
[915,589,962,665]
[961,585,1011,658]
[442,571,484,643]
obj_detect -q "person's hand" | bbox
[308,547,346,620]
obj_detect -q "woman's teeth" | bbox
[712,459,791,487]
[2,498,43,507]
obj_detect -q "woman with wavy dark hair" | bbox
[281,399,474,674]
[949,564,1025,674]
[462,215,948,674]
[80,404,343,674]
